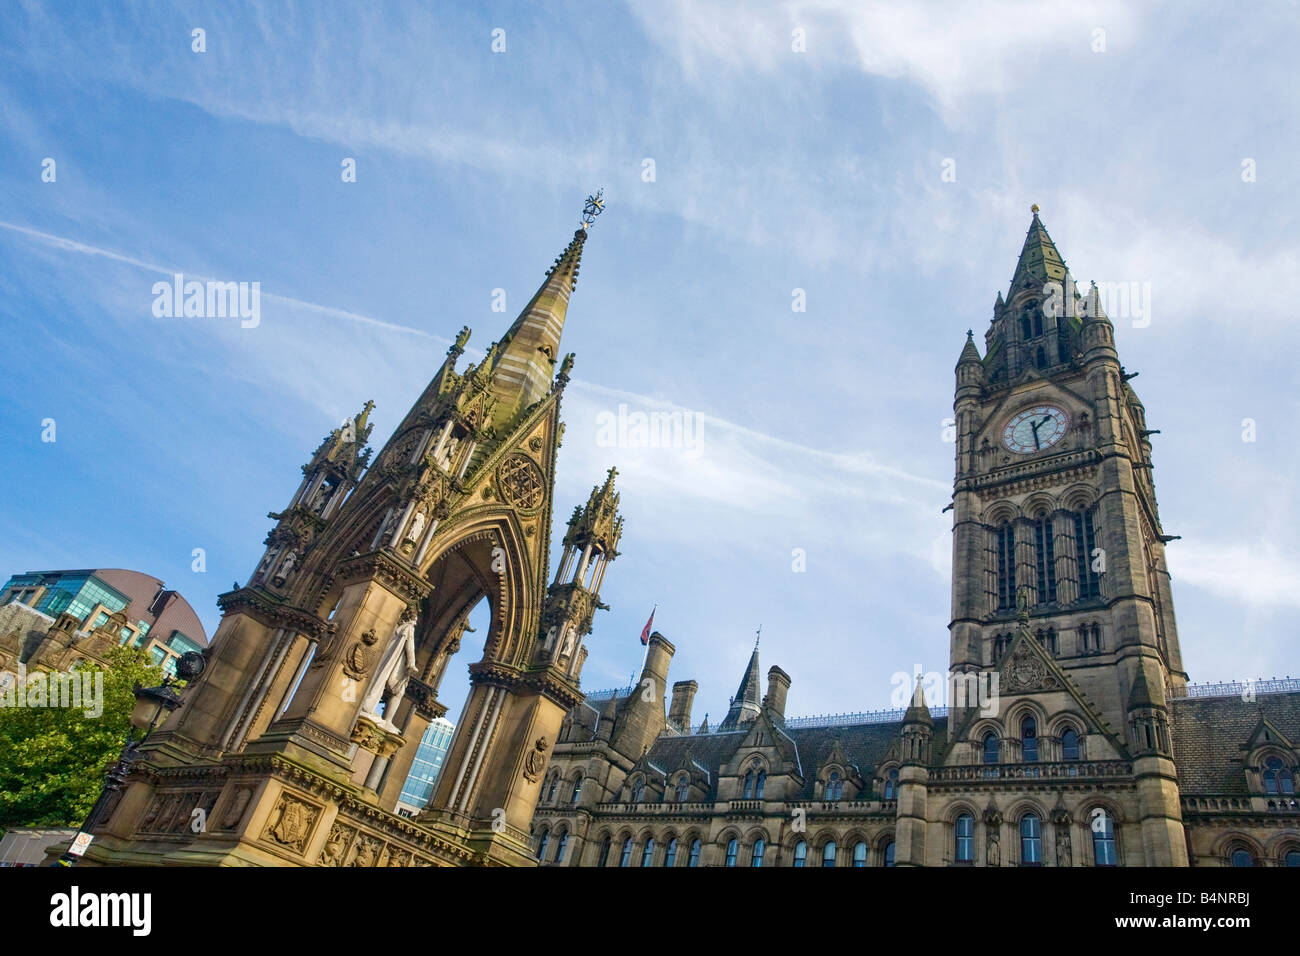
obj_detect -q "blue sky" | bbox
[1,1,1297,727]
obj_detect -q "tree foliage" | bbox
[0,646,168,831]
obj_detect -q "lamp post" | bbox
[55,650,206,866]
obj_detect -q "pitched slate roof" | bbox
[1171,691,1300,795]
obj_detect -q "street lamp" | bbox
[56,650,206,866]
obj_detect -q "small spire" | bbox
[755,624,762,650]
[1031,203,1040,216]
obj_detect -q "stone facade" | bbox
[530,211,1300,868]
[70,204,1298,867]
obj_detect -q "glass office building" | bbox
[0,568,208,675]
[396,717,456,815]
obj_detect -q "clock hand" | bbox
[1030,418,1043,449]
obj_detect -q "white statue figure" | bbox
[275,549,297,581]
[360,614,419,730]
[560,625,575,657]
[408,508,427,542]
[543,625,558,651]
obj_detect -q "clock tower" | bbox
[944,207,1188,865]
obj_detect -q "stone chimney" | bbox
[764,666,791,719]
[669,680,698,731]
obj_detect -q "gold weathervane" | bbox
[581,188,606,230]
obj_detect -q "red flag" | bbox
[639,607,655,645]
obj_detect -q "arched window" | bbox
[1036,345,1047,369]
[1020,814,1042,864]
[1091,809,1117,866]
[1057,338,1070,364]
[1033,513,1056,603]
[995,522,1016,610]
[675,776,689,802]
[1285,849,1300,867]
[545,774,558,802]
[1074,507,1102,599]
[751,839,766,867]
[884,768,898,799]
[1021,716,1038,762]
[536,828,550,862]
[1020,312,1033,340]
[596,836,611,867]
[826,771,843,801]
[555,831,568,864]
[853,841,867,867]
[688,838,702,867]
[756,770,766,799]
[743,770,754,799]
[793,840,807,867]
[664,837,678,867]
[884,841,895,867]
[955,813,975,862]
[725,838,738,867]
[983,732,1000,764]
[641,837,655,867]
[1230,847,1255,867]
[631,779,645,803]
[1062,728,1080,761]
[571,775,583,804]
[1263,756,1295,794]
[1033,311,1044,337]
[619,836,634,867]
[822,841,837,867]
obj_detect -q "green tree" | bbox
[0,647,169,831]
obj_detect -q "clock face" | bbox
[1002,405,1069,454]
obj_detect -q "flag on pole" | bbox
[640,606,656,645]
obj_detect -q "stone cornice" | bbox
[468,659,585,709]
[334,550,432,603]
[217,587,335,640]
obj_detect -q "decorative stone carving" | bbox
[1056,829,1072,868]
[347,835,382,867]
[498,453,545,510]
[262,795,318,853]
[319,822,355,867]
[523,736,549,782]
[344,629,379,681]
[1004,642,1060,693]
[987,835,1000,867]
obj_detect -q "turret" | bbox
[894,679,933,867]
[537,467,623,681]
[251,399,374,590]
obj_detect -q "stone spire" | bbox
[1009,205,1068,294]
[485,190,604,416]
[719,643,763,731]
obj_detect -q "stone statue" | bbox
[307,482,330,513]
[275,549,297,581]
[1056,830,1072,868]
[560,625,575,657]
[408,509,427,542]
[360,612,419,729]
[987,836,1000,867]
